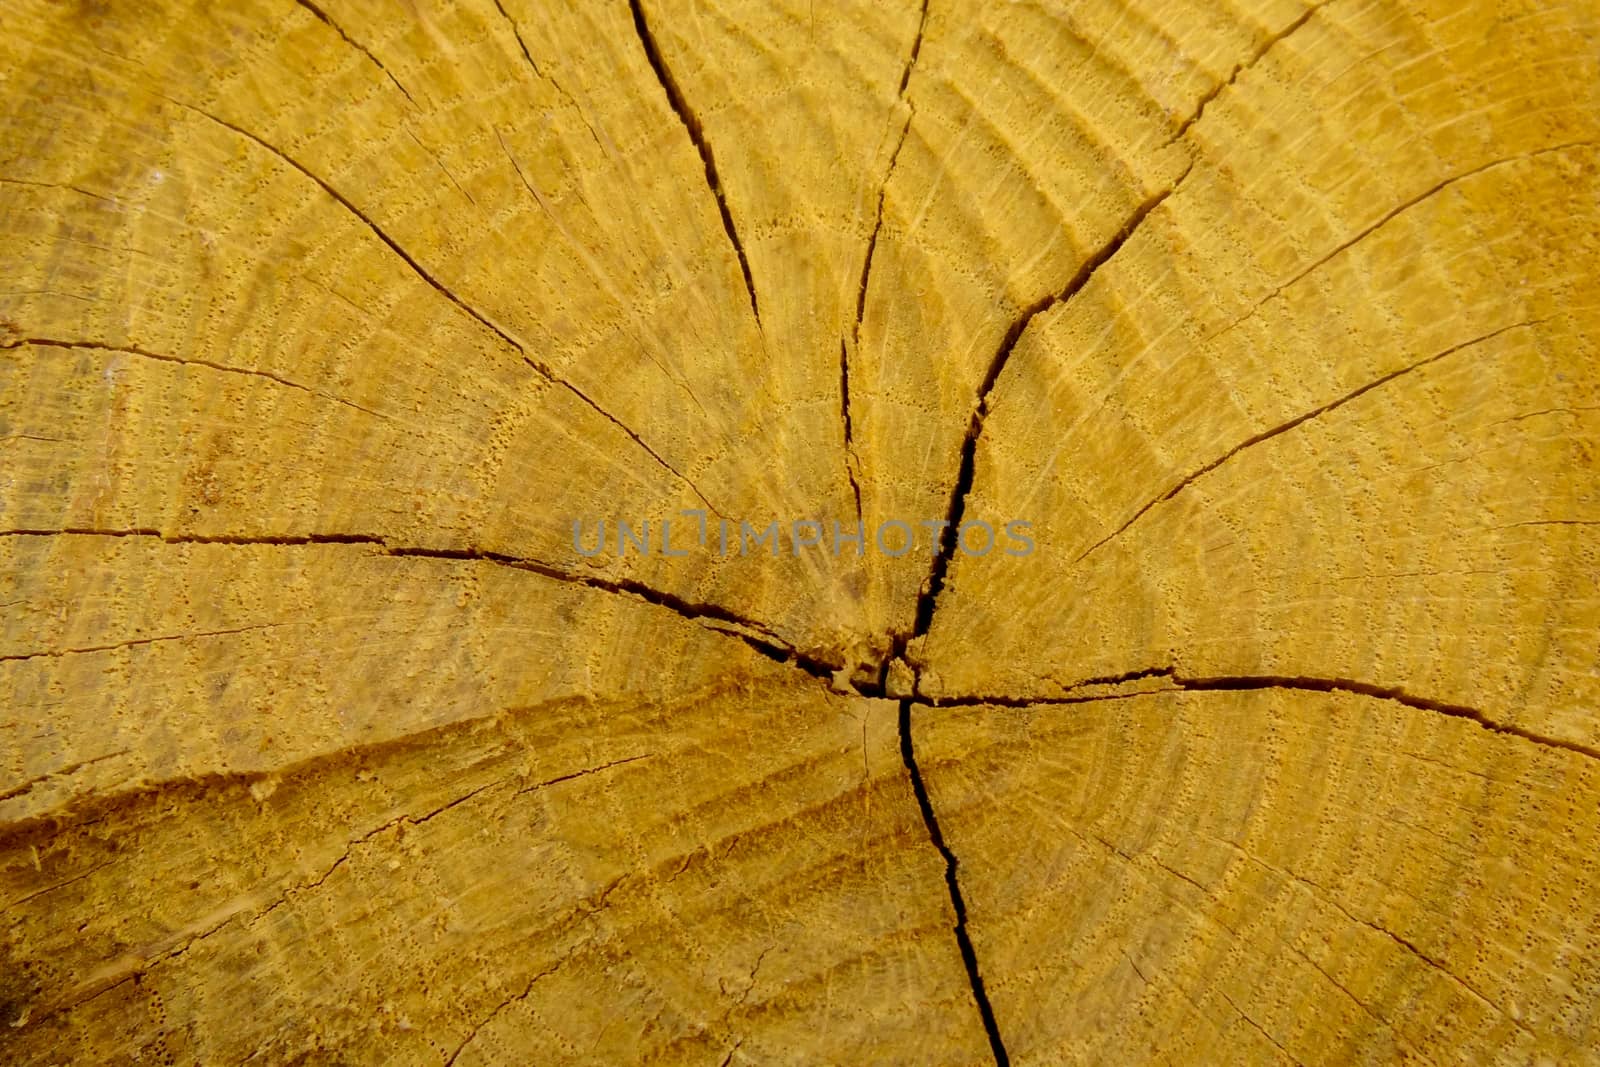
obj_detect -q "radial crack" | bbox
[493,0,607,151]
[1073,319,1541,564]
[924,688,1175,709]
[385,544,845,683]
[2,860,114,914]
[897,698,1010,1065]
[492,128,726,518]
[628,0,761,325]
[445,960,567,1065]
[0,750,128,804]
[158,97,705,503]
[2,336,390,419]
[839,340,864,522]
[159,97,523,354]
[0,624,287,664]
[561,378,726,519]
[1164,1,1329,145]
[510,753,653,797]
[0,176,117,204]
[0,528,844,689]
[911,166,1190,641]
[1167,673,1600,762]
[492,0,546,77]
[404,128,477,206]
[1208,139,1600,346]
[292,0,416,105]
[881,168,1197,1066]
[920,667,1597,763]
[841,0,930,526]
[1216,987,1303,1064]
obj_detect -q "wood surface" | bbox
[2,0,1598,1063]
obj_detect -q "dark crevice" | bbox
[910,666,1179,707]
[381,545,843,683]
[1053,665,1175,691]
[917,669,1598,763]
[1073,319,1541,564]
[896,0,931,95]
[1167,673,1600,762]
[628,0,761,326]
[838,341,863,522]
[897,699,1010,1065]
[1164,2,1326,145]
[491,0,545,77]
[293,0,416,105]
[0,527,844,688]
[911,168,1190,642]
[0,529,383,545]
[924,688,1175,709]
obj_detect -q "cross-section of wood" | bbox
[1,0,1597,1063]
[917,689,1600,1063]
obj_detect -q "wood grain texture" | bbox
[1,0,1597,1063]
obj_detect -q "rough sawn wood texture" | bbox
[1,0,1598,1063]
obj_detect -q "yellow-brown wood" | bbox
[2,0,1597,1063]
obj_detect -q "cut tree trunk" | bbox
[2,0,1598,1064]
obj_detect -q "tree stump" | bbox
[2,0,1598,1063]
